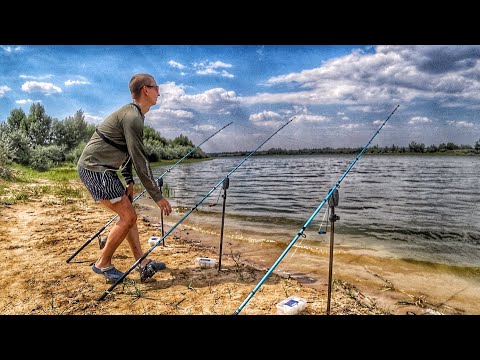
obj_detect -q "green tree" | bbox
[24,103,53,146]
[475,139,480,152]
[172,134,193,147]
[6,108,27,131]
[52,109,88,150]
[144,125,168,146]
[50,119,67,147]
[409,141,425,153]
[86,123,96,139]
[0,123,13,179]
[426,144,438,152]
[446,142,458,150]
[5,130,31,165]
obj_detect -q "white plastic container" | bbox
[196,257,217,269]
[276,296,307,315]
[148,236,163,247]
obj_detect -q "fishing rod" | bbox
[98,117,296,301]
[66,121,233,263]
[233,104,400,315]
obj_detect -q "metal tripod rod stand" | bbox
[326,189,340,315]
[157,178,166,245]
[218,177,229,271]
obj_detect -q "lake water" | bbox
[141,154,479,269]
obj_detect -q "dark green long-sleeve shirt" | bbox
[78,103,163,202]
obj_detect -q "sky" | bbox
[1,45,479,153]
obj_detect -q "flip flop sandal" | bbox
[92,264,125,283]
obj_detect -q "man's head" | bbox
[129,74,160,103]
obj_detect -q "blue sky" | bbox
[1,45,479,152]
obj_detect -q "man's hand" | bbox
[125,183,134,203]
[157,198,172,216]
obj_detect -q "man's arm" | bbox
[122,113,163,203]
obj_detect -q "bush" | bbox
[0,146,13,179]
[29,145,66,171]
[144,141,160,162]
[3,129,31,165]
[65,141,87,164]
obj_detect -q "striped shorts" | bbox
[78,166,125,202]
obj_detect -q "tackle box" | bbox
[147,236,163,246]
[276,296,307,315]
[196,257,218,269]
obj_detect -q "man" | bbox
[77,73,172,283]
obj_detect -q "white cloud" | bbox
[249,110,283,127]
[149,107,194,120]
[16,99,36,104]
[193,124,216,132]
[208,61,232,68]
[247,45,480,109]
[347,105,380,113]
[21,81,62,95]
[220,70,234,78]
[281,105,329,125]
[19,74,53,80]
[84,112,103,125]
[0,85,12,97]
[447,120,474,128]
[1,45,22,53]
[340,123,361,129]
[372,119,392,128]
[158,82,238,115]
[409,116,432,124]
[167,60,235,77]
[292,105,310,114]
[194,60,234,78]
[65,79,90,86]
[168,60,186,69]
[295,114,329,123]
[196,68,216,76]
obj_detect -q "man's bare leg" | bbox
[125,223,151,267]
[95,195,136,269]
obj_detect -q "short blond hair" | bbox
[129,73,155,99]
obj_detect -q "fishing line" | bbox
[208,186,223,207]
[318,207,329,235]
[281,206,330,268]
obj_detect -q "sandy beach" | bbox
[0,178,477,315]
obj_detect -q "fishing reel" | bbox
[140,262,157,283]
